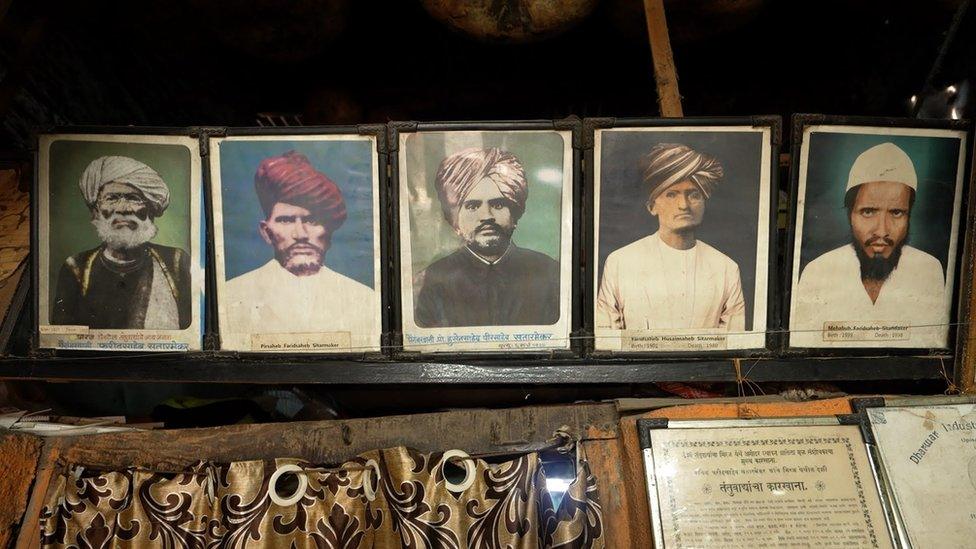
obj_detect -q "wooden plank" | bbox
[54,403,618,471]
[0,356,947,384]
[955,138,976,393]
[642,0,683,116]
[0,432,42,547]
[618,398,855,548]
[14,438,60,549]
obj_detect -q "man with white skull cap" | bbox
[52,156,191,330]
[792,142,947,347]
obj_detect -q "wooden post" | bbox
[955,142,976,393]
[642,0,683,117]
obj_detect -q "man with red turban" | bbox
[414,147,559,328]
[223,150,377,344]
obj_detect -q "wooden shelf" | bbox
[0,355,948,384]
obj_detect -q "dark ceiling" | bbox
[0,0,970,150]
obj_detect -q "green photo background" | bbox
[798,132,962,278]
[47,140,192,305]
[404,131,565,275]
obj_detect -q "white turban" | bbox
[79,156,170,215]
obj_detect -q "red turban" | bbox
[254,151,347,230]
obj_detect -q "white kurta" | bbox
[791,244,947,348]
[223,260,380,350]
[596,233,746,331]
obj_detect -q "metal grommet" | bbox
[363,459,380,502]
[441,449,476,493]
[268,464,307,507]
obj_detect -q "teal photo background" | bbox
[404,131,565,275]
[798,132,962,278]
[218,139,376,288]
[47,140,192,308]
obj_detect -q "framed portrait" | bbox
[587,117,779,355]
[786,115,971,351]
[208,127,386,354]
[34,130,204,352]
[638,417,895,548]
[392,120,579,354]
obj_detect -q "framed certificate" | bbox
[639,417,894,548]
[391,119,580,355]
[34,129,205,352]
[858,396,976,548]
[208,126,387,355]
[586,117,779,355]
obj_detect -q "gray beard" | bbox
[92,214,158,251]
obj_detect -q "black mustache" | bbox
[865,236,894,246]
[476,222,503,232]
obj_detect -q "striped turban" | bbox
[434,147,528,228]
[254,151,347,231]
[80,156,170,216]
[640,143,724,204]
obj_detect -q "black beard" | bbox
[853,234,907,282]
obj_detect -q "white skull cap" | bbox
[846,142,917,192]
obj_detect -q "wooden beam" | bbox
[53,403,619,470]
[0,432,42,548]
[642,0,683,117]
[955,138,976,393]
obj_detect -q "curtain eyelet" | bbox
[363,459,380,502]
[441,449,476,493]
[268,464,307,507]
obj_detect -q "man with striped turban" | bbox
[223,150,377,343]
[596,143,745,331]
[414,147,559,328]
[52,156,191,329]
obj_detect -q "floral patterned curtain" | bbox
[40,444,604,548]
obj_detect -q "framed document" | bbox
[639,417,894,548]
[587,117,779,355]
[392,119,579,354]
[859,396,976,548]
[208,127,386,354]
[35,130,205,352]
[786,115,970,351]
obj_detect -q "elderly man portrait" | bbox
[52,156,190,329]
[792,142,946,345]
[224,150,376,336]
[414,147,560,328]
[596,143,745,331]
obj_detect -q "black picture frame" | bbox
[582,115,782,359]
[783,114,973,358]
[388,117,583,359]
[30,125,205,357]
[202,124,390,361]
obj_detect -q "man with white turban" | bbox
[597,143,745,331]
[791,142,947,347]
[414,147,559,328]
[52,156,190,330]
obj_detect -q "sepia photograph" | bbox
[36,133,203,351]
[593,124,774,352]
[210,134,383,353]
[788,122,967,349]
[397,127,574,353]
